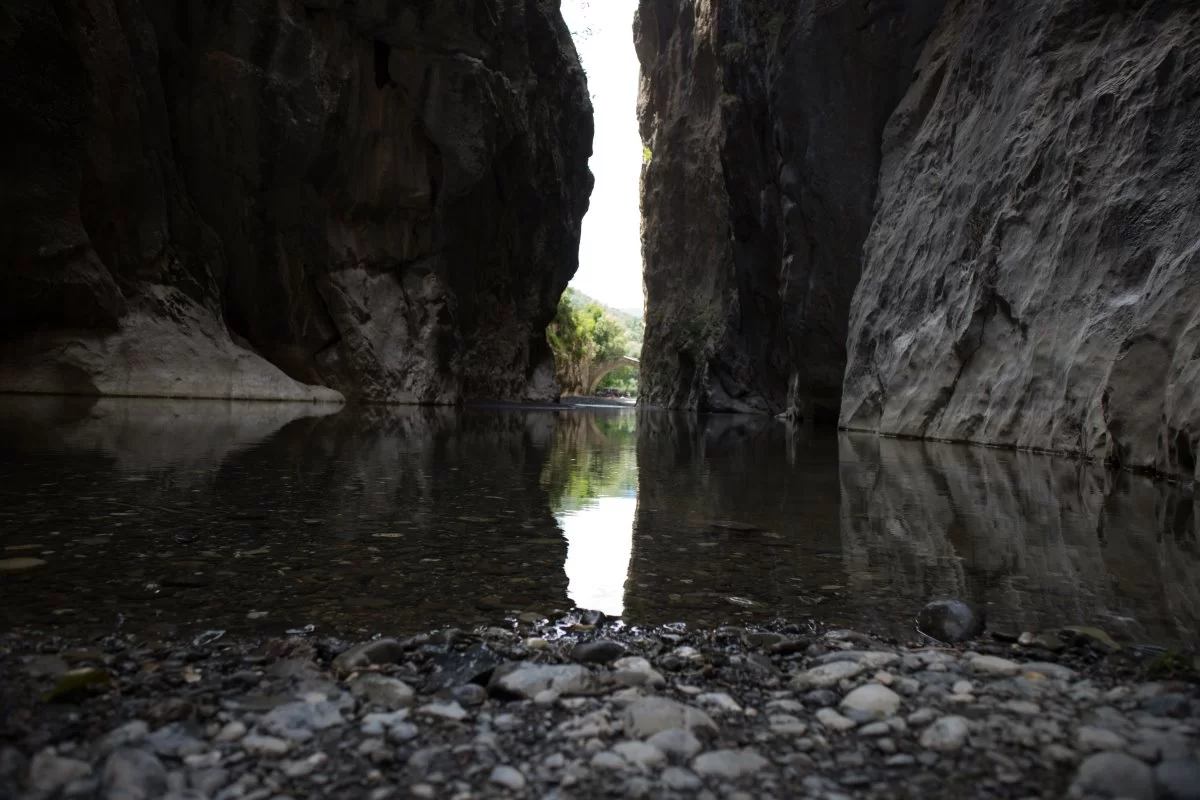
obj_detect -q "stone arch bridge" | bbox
[586,355,639,394]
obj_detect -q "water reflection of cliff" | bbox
[839,436,1200,646]
[0,400,570,637]
[623,413,1199,646]
[624,413,843,628]
[3,398,1196,645]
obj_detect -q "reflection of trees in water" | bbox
[541,412,637,513]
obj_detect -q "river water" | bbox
[0,396,1197,648]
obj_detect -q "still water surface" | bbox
[0,397,1197,647]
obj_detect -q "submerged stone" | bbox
[916,599,985,643]
[331,639,409,674]
[570,640,628,665]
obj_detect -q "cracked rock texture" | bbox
[635,0,945,416]
[0,0,592,403]
[841,1,1200,480]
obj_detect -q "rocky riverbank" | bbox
[1,613,1197,800]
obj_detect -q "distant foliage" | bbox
[547,288,640,393]
[597,364,638,393]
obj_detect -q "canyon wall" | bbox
[635,0,945,417]
[842,0,1200,480]
[637,0,1200,479]
[0,0,592,403]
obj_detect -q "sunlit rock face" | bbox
[839,436,1200,647]
[842,1,1200,480]
[0,1,592,402]
[634,0,944,417]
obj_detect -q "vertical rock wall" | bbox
[635,0,944,416]
[0,0,592,403]
[637,0,1200,481]
[842,0,1200,480]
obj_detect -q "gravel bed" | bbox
[1,615,1197,799]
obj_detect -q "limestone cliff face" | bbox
[842,1,1200,480]
[0,0,592,403]
[635,0,944,416]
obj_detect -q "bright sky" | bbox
[562,0,645,313]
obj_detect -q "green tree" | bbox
[547,289,639,395]
[591,308,629,363]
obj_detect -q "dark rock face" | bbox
[0,1,592,402]
[637,1,1200,482]
[635,0,945,416]
[841,1,1200,480]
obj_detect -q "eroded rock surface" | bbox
[842,2,1200,479]
[637,1,1200,482]
[0,1,592,402]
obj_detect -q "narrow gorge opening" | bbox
[550,1,646,403]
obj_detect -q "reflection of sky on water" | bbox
[558,493,636,616]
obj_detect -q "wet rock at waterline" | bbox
[917,599,986,643]
[332,639,409,675]
[570,639,628,665]
[0,0,591,402]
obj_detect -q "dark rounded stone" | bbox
[916,599,985,643]
[658,656,684,672]
[452,683,489,708]
[570,640,627,665]
[803,689,840,708]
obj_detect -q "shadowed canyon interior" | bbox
[1,398,1197,648]
[3,1,1198,481]
[2,1,1200,645]
[6,6,1200,796]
